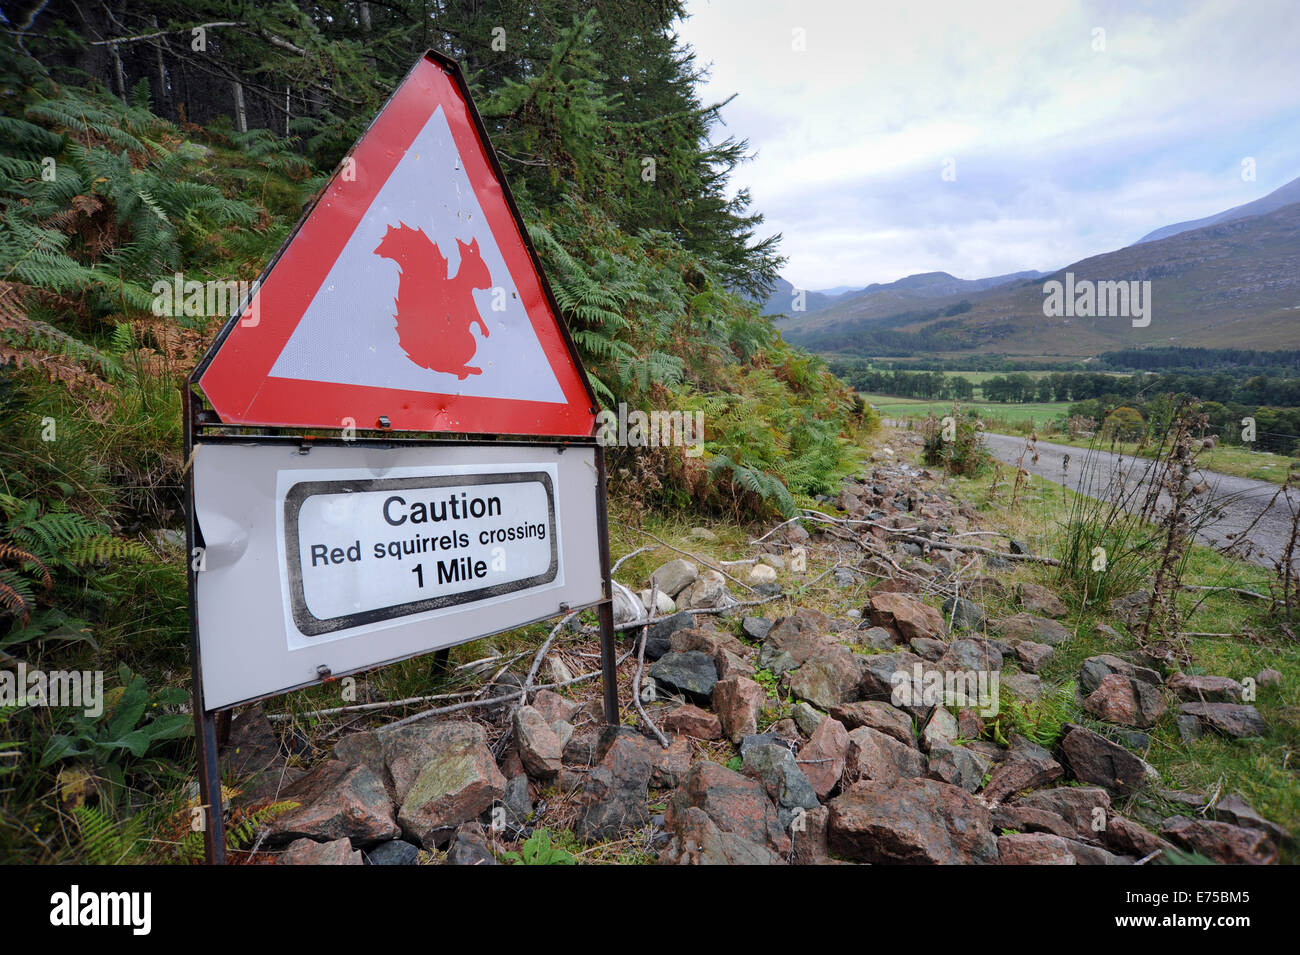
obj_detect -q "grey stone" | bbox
[940,637,1004,673]
[444,823,500,865]
[650,558,698,598]
[501,773,532,829]
[789,644,866,710]
[742,742,820,813]
[1168,672,1245,703]
[757,645,799,676]
[927,743,991,793]
[857,626,899,650]
[996,613,1072,646]
[1001,672,1043,703]
[365,840,421,865]
[791,701,826,737]
[683,569,730,609]
[739,732,795,755]
[573,728,655,841]
[639,588,676,615]
[1176,714,1203,744]
[1178,702,1267,738]
[644,611,697,661]
[920,706,960,751]
[280,836,363,865]
[942,596,986,631]
[910,637,947,660]
[1078,654,1163,695]
[1060,723,1158,794]
[648,650,718,704]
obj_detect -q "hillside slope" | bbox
[786,200,1300,357]
[772,269,1044,327]
[1135,175,1300,245]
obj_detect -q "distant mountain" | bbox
[763,269,1043,321]
[784,198,1300,357]
[1134,175,1300,244]
[760,277,839,316]
[775,269,1046,332]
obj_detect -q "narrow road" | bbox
[977,432,1296,567]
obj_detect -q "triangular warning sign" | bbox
[192,52,596,438]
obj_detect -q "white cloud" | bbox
[677,0,1300,290]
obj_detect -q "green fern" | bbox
[66,535,152,565]
[72,803,148,865]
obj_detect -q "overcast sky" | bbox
[674,0,1300,291]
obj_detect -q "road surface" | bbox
[977,432,1296,567]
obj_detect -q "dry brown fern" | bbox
[0,540,53,625]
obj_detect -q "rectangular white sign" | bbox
[193,443,603,710]
[278,466,561,640]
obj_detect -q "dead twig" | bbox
[611,545,653,575]
[632,584,670,748]
[385,649,636,729]
[612,521,761,597]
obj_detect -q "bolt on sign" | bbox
[185,52,617,864]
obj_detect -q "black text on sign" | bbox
[281,468,559,637]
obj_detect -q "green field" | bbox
[862,394,1072,428]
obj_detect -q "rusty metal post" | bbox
[593,445,620,723]
[185,386,226,864]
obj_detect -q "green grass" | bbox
[931,443,1300,856]
[862,394,1072,430]
[869,393,1300,486]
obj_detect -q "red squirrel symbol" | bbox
[373,222,492,379]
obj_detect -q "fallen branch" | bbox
[750,515,808,545]
[611,545,653,575]
[266,689,481,723]
[632,584,670,748]
[385,649,636,729]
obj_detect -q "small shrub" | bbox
[922,408,992,476]
[501,827,578,865]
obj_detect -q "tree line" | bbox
[837,365,1300,410]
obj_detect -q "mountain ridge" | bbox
[1134,174,1300,245]
[783,197,1300,357]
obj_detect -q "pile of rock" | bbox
[247,594,1281,865]
[239,463,1286,866]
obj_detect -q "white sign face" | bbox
[267,105,564,404]
[278,465,561,641]
[193,442,603,710]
